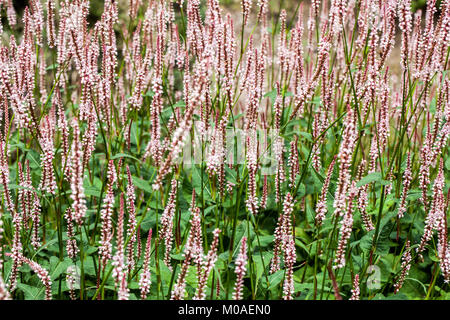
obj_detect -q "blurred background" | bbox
[2,0,441,23]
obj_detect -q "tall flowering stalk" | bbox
[18,161,32,230]
[126,166,137,273]
[333,107,357,218]
[356,161,374,232]
[194,228,221,300]
[233,237,248,300]
[271,192,295,273]
[6,133,21,293]
[152,105,195,191]
[246,129,259,215]
[30,191,42,250]
[334,182,358,269]
[242,0,252,26]
[189,194,204,276]
[147,29,164,165]
[432,160,449,282]
[273,84,285,203]
[159,179,178,268]
[256,0,268,22]
[349,274,360,300]
[99,160,116,267]
[0,154,9,299]
[282,234,296,300]
[206,112,228,197]
[417,159,445,257]
[288,136,300,188]
[398,0,412,70]
[66,266,77,300]
[0,138,13,214]
[112,193,129,300]
[81,113,97,170]
[171,210,197,300]
[46,0,56,48]
[316,156,336,226]
[397,153,412,219]
[260,175,268,210]
[18,256,52,300]
[55,88,70,176]
[139,229,152,300]
[394,241,412,293]
[39,116,56,194]
[64,208,78,259]
[69,119,87,225]
[368,80,390,173]
[9,212,22,291]
[0,276,10,300]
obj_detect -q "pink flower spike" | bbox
[233,237,248,300]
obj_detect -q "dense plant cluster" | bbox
[0,0,449,300]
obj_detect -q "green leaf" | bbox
[445,156,450,171]
[305,170,322,195]
[8,184,34,192]
[360,211,396,254]
[17,283,43,300]
[252,235,274,248]
[264,89,278,101]
[296,183,306,198]
[233,221,253,254]
[263,88,293,104]
[172,100,186,108]
[49,256,73,281]
[83,177,102,198]
[31,238,59,259]
[309,97,322,105]
[170,253,185,261]
[84,186,101,198]
[111,153,141,163]
[82,258,97,277]
[406,189,422,201]
[131,176,153,193]
[357,172,390,188]
[298,132,313,142]
[45,63,58,71]
[128,282,140,289]
[253,251,272,295]
[10,142,30,152]
[26,150,41,169]
[384,293,409,300]
[376,219,394,255]
[158,260,173,286]
[144,90,155,97]
[184,265,198,289]
[295,238,310,255]
[263,269,284,290]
